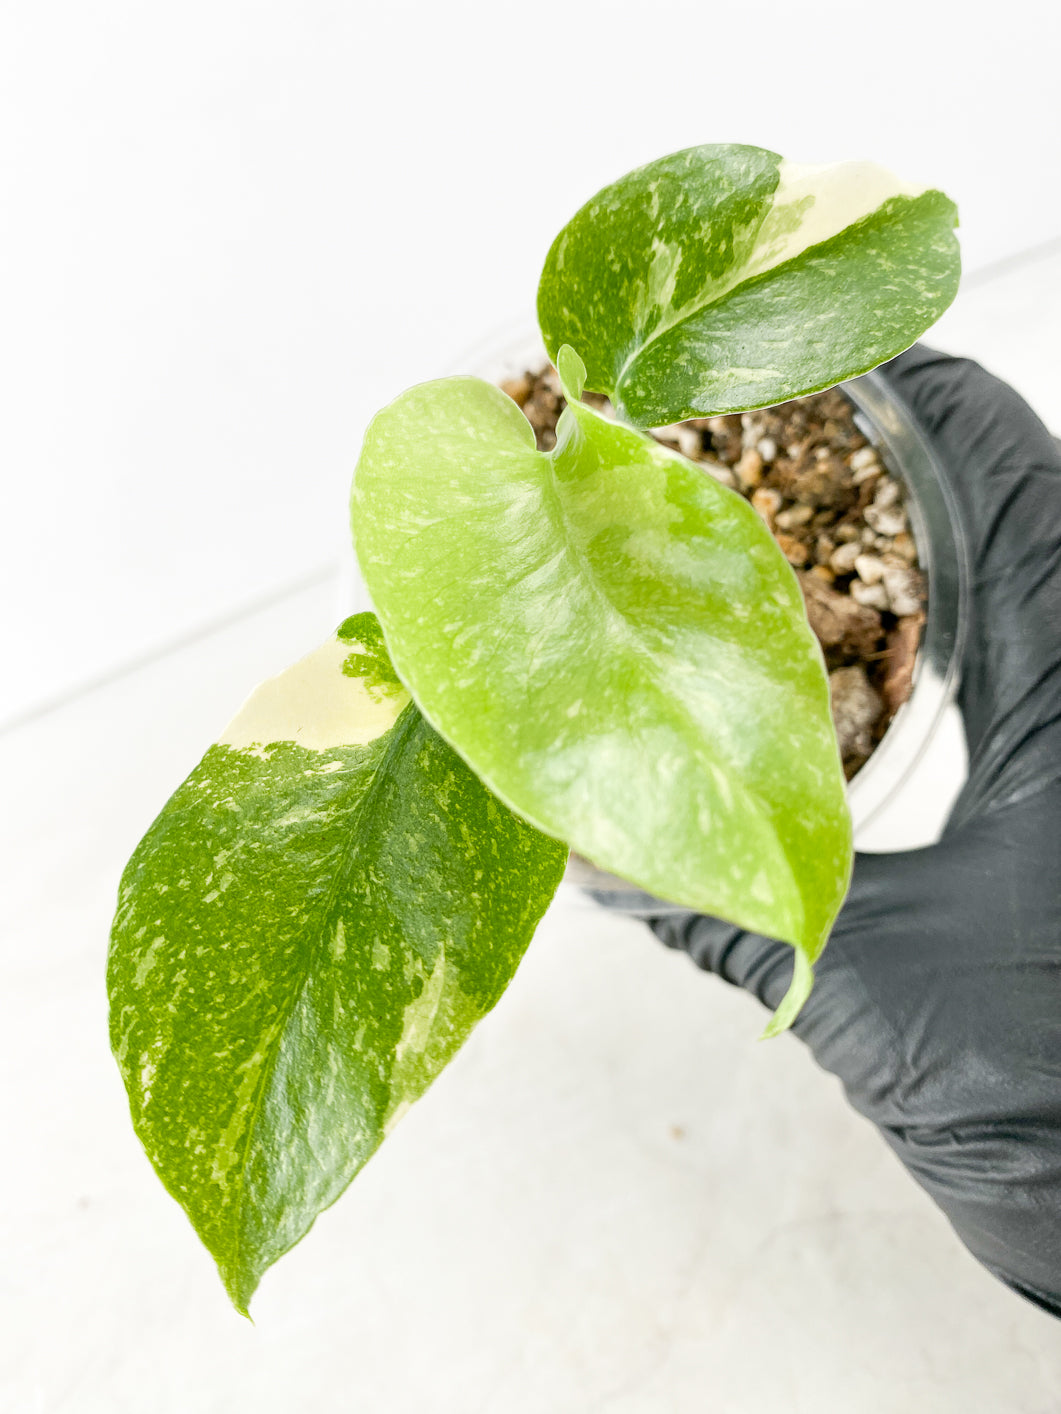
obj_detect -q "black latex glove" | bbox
[650,346,1061,1319]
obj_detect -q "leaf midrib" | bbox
[539,408,801,918]
[226,700,420,1301]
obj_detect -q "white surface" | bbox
[933,238,1061,434]
[3,0,1061,724]
[5,580,1061,1414]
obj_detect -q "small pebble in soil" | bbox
[830,541,863,574]
[881,562,922,617]
[854,553,886,586]
[851,580,891,612]
[750,486,782,527]
[830,665,885,768]
[776,503,815,530]
[849,446,879,473]
[735,448,764,490]
[865,503,908,538]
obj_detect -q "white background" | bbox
[3,0,1061,724]
[4,3,1061,1410]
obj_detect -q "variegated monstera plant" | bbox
[109,145,960,1312]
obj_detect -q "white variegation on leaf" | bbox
[352,353,853,1034]
[219,634,407,749]
[537,143,960,424]
[108,614,566,1313]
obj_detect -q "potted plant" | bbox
[463,324,967,889]
[108,143,960,1314]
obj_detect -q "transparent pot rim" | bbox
[841,367,969,835]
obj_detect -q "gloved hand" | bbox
[649,346,1061,1319]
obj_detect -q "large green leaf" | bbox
[108,614,566,1313]
[537,143,960,424]
[352,348,852,1032]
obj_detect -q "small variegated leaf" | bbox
[108,613,566,1313]
[352,353,852,1032]
[537,143,960,424]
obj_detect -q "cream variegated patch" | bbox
[219,635,409,751]
[744,159,925,282]
[643,160,929,356]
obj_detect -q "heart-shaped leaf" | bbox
[352,351,852,1031]
[108,614,566,1313]
[537,144,960,424]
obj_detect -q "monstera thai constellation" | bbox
[109,144,961,1311]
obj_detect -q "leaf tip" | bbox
[758,948,814,1040]
[223,1266,260,1322]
